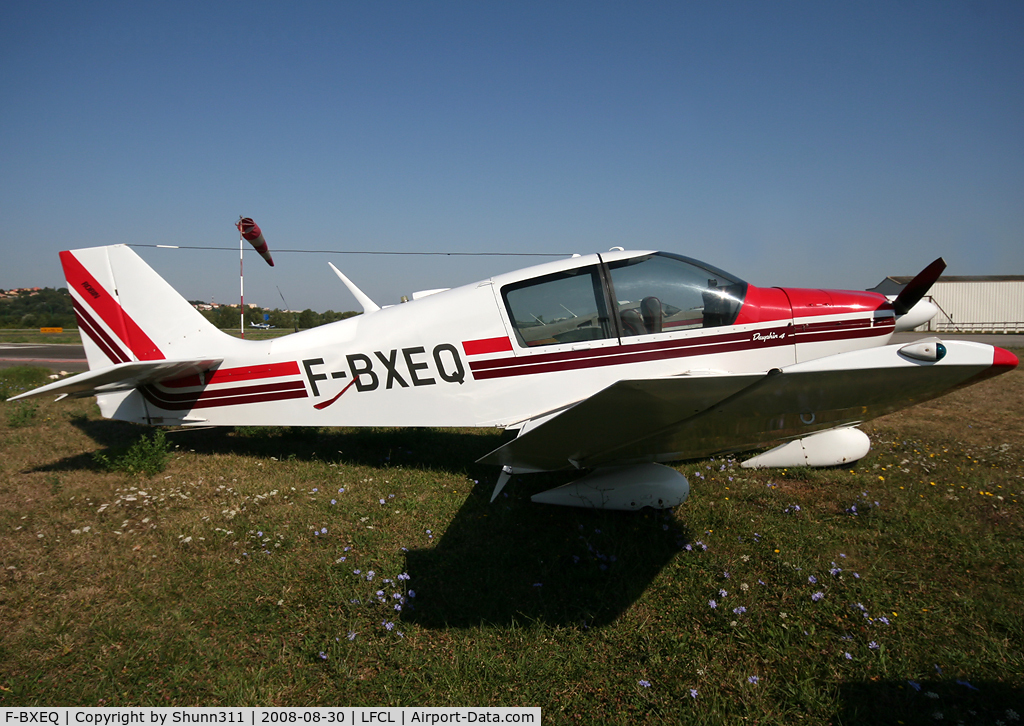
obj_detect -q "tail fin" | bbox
[61,245,238,369]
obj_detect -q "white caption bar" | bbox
[1,709,541,726]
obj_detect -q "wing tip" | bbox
[993,346,1019,371]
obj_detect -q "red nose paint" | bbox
[992,346,1019,370]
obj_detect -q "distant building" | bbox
[870,275,1024,333]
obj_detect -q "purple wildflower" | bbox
[812,592,824,602]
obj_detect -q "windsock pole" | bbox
[235,217,275,339]
[239,234,245,338]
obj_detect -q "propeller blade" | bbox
[892,257,945,316]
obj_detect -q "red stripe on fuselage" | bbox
[463,336,514,356]
[160,361,302,388]
[60,250,164,361]
[470,317,892,380]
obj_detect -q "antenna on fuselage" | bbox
[328,262,380,314]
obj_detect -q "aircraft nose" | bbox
[993,346,1019,370]
[893,299,939,332]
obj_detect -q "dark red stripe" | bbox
[140,383,308,411]
[313,377,358,410]
[74,311,120,365]
[61,250,164,361]
[191,389,308,410]
[73,299,130,364]
[470,326,777,374]
[470,337,774,380]
[143,380,307,407]
[471,319,893,380]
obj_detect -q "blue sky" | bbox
[2,1,1022,312]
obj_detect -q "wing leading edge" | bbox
[479,339,1016,472]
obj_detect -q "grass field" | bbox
[1,358,1022,724]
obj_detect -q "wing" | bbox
[7,358,222,401]
[479,339,1015,472]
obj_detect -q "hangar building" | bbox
[870,275,1024,333]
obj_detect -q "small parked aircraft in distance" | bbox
[250,321,275,330]
[11,245,1017,510]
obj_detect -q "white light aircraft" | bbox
[11,245,1017,510]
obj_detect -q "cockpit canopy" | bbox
[502,252,748,347]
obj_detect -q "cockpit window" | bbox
[606,252,747,336]
[502,265,613,347]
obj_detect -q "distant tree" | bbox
[0,288,75,329]
[297,309,318,329]
[268,309,295,329]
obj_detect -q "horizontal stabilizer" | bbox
[7,358,222,402]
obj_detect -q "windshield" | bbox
[606,252,747,335]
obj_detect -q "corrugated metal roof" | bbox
[882,275,1024,284]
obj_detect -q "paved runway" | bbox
[2,333,1020,374]
[0,343,90,372]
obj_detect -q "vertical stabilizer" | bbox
[61,245,240,369]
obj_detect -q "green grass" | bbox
[0,330,83,344]
[0,365,54,400]
[92,429,173,476]
[0,362,1021,723]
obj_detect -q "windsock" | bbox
[235,217,275,267]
